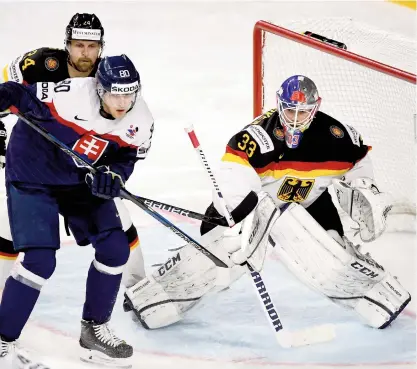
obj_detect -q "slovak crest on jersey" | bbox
[72,134,109,167]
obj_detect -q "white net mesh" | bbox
[259,18,416,215]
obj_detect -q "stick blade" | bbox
[276,324,336,348]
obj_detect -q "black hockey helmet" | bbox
[65,13,105,47]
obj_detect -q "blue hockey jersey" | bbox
[2,78,154,186]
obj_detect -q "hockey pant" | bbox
[0,186,144,295]
[0,182,130,340]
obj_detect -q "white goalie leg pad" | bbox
[270,203,410,328]
[125,238,245,329]
[333,178,393,242]
[351,272,411,329]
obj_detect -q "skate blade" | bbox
[80,349,132,369]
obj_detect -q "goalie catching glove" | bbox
[333,177,393,242]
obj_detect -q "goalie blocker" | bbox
[125,180,410,329]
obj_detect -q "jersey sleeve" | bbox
[2,48,41,84]
[341,123,374,181]
[343,123,371,164]
[2,48,62,85]
[110,103,155,183]
[2,54,25,83]
[212,129,263,215]
[0,81,50,119]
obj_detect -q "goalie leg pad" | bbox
[125,241,245,329]
[336,273,411,329]
[270,203,410,328]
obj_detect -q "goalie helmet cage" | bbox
[253,19,416,217]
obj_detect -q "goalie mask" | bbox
[276,75,321,149]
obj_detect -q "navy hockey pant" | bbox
[0,182,130,340]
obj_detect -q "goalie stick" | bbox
[12,110,230,269]
[185,125,336,348]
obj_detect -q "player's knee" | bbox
[21,248,56,280]
[94,229,130,268]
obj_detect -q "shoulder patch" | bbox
[45,57,59,71]
[345,124,361,147]
[245,125,274,154]
[273,127,285,141]
[329,125,344,138]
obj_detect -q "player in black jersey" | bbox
[0,13,143,302]
[2,13,103,86]
[123,75,410,332]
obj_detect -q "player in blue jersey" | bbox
[0,54,154,367]
[0,14,144,317]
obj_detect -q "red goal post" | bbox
[252,20,416,217]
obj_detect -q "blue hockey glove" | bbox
[86,166,124,199]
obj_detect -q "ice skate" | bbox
[79,320,133,368]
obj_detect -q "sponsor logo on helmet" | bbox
[44,57,59,71]
[330,125,344,138]
[110,81,139,94]
[273,128,284,141]
[71,28,101,41]
[290,91,306,103]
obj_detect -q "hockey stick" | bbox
[185,125,336,348]
[13,110,229,268]
[133,197,228,226]
[10,112,226,225]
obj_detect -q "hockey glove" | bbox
[0,119,6,169]
[86,166,124,199]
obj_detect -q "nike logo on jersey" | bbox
[74,115,87,121]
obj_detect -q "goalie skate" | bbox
[79,320,133,369]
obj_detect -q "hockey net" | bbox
[253,18,416,227]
